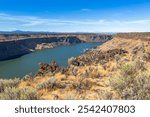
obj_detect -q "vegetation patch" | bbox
[0,87,39,100]
[36,77,57,90]
[0,78,20,93]
[110,62,150,100]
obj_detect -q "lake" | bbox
[0,42,101,79]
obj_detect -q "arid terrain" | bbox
[0,32,150,100]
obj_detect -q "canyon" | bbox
[0,32,150,100]
[0,34,112,60]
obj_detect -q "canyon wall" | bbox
[0,34,112,60]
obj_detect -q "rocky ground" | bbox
[0,33,150,100]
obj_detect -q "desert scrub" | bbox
[120,63,136,77]
[19,88,39,100]
[36,77,57,90]
[0,78,20,93]
[96,90,113,100]
[22,74,33,81]
[119,60,145,78]
[0,87,39,100]
[73,77,92,93]
[110,63,150,100]
[64,93,77,100]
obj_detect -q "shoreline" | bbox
[0,42,101,79]
[0,41,100,62]
[0,34,112,61]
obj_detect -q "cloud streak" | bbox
[0,13,150,32]
[81,9,91,12]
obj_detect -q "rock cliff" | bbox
[0,34,112,60]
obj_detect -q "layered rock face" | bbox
[0,36,82,60]
[0,41,30,60]
[0,34,112,60]
[0,33,112,42]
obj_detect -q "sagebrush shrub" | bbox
[110,63,150,100]
[0,78,20,93]
[97,90,113,100]
[73,77,91,92]
[36,77,57,90]
[120,63,136,77]
[0,87,39,100]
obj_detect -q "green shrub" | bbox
[20,88,39,100]
[73,78,92,92]
[0,87,20,100]
[110,63,150,100]
[120,63,136,77]
[96,90,113,100]
[0,87,39,100]
[0,78,20,93]
[36,77,57,90]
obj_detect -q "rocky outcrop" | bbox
[68,49,128,66]
[0,36,83,60]
[36,61,60,76]
[0,34,112,60]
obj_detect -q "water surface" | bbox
[0,43,101,79]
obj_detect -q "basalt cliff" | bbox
[0,34,112,60]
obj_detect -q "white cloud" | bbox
[0,13,150,32]
[81,9,91,12]
[125,20,150,24]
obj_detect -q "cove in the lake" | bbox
[0,42,101,79]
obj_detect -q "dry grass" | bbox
[0,78,20,93]
[36,77,57,90]
[0,87,39,100]
[110,62,150,100]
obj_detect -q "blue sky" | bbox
[0,0,150,32]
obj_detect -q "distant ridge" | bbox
[0,30,54,34]
[0,30,116,35]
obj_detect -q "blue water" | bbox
[0,43,101,79]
